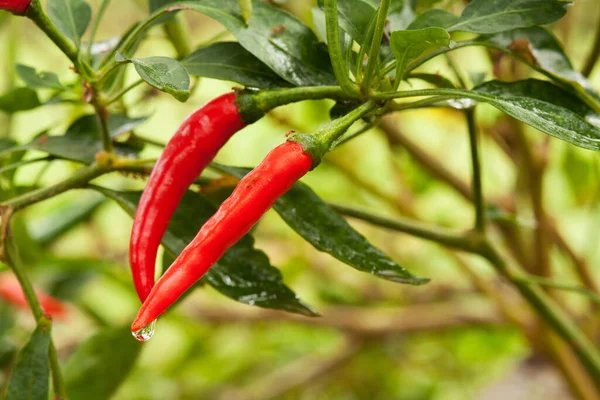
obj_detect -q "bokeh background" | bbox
[1,0,600,399]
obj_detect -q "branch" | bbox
[186,301,508,337]
[330,204,479,253]
[581,6,600,77]
[466,109,486,232]
[481,243,600,381]
[3,235,66,399]
[1,164,110,211]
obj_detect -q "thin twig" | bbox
[581,6,600,77]
[187,301,508,336]
[466,109,486,233]
[330,204,478,253]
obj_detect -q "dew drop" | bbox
[132,320,157,342]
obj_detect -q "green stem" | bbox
[466,109,485,233]
[93,103,114,153]
[331,204,479,253]
[0,156,54,174]
[0,18,18,138]
[388,95,457,111]
[26,0,92,78]
[4,237,45,321]
[362,0,391,91]
[515,275,600,306]
[334,120,377,148]
[1,164,110,211]
[87,0,112,59]
[105,79,144,105]
[480,242,600,381]
[581,6,600,77]
[379,40,477,78]
[375,87,476,101]
[164,14,191,59]
[355,13,378,81]
[49,342,66,399]
[4,236,66,399]
[445,54,467,89]
[237,86,353,123]
[324,0,359,95]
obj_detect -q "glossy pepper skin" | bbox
[0,0,31,15]
[0,274,67,319]
[131,141,312,332]
[130,92,246,302]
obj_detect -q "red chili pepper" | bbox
[131,141,312,333]
[130,92,246,302]
[0,274,67,319]
[0,0,31,15]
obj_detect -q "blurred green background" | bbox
[1,0,600,399]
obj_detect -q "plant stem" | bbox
[466,109,486,233]
[164,14,191,59]
[87,0,112,58]
[4,234,66,399]
[93,102,114,153]
[105,79,144,105]
[307,101,376,157]
[26,0,90,78]
[48,342,66,399]
[1,164,110,211]
[331,204,479,253]
[0,18,18,138]
[4,237,45,320]
[239,86,354,122]
[362,0,391,91]
[513,123,549,276]
[388,95,457,111]
[324,0,359,95]
[515,275,600,305]
[581,6,600,77]
[480,242,600,381]
[335,120,377,148]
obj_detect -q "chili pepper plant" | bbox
[1,0,600,398]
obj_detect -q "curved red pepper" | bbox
[0,0,31,15]
[131,141,312,332]
[130,92,246,302]
[0,274,67,319]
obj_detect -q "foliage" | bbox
[0,0,600,398]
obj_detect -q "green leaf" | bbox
[0,88,41,113]
[316,0,406,44]
[48,0,92,47]
[148,0,335,86]
[182,42,291,89]
[116,52,190,102]
[94,187,317,316]
[470,79,600,150]
[407,9,457,30]
[66,113,149,137]
[5,325,51,400]
[479,27,600,111]
[64,326,142,400]
[16,65,64,90]
[29,193,106,246]
[0,122,143,164]
[22,134,141,164]
[449,0,570,34]
[390,27,451,82]
[216,165,428,286]
[149,0,176,12]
